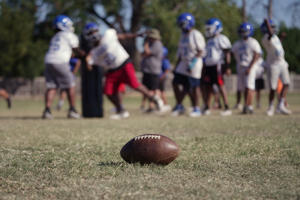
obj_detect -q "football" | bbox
[120,134,180,165]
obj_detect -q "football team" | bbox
[33,13,293,119]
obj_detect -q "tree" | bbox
[0,1,46,79]
[142,0,242,62]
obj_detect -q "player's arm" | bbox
[85,54,93,71]
[246,52,260,75]
[160,68,170,80]
[223,49,231,75]
[264,18,274,39]
[117,32,145,40]
[188,49,202,73]
[142,39,151,57]
[73,59,81,74]
[72,47,86,58]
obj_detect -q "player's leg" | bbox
[201,67,214,115]
[43,88,56,119]
[188,82,201,117]
[65,86,80,118]
[277,63,291,114]
[216,71,231,116]
[104,75,130,119]
[56,89,66,110]
[53,63,80,118]
[119,62,165,112]
[171,73,188,116]
[43,64,58,119]
[244,67,257,114]
[0,88,11,109]
[267,64,279,116]
[159,78,168,105]
[203,84,212,115]
[140,73,150,111]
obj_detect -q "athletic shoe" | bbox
[158,105,171,113]
[153,95,164,111]
[266,105,275,116]
[242,106,253,114]
[145,108,155,113]
[68,109,80,119]
[202,108,211,116]
[189,107,201,118]
[171,105,185,116]
[6,97,11,109]
[110,110,130,120]
[42,109,53,119]
[278,104,292,115]
[220,109,232,116]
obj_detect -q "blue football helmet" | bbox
[205,18,223,38]
[238,22,254,37]
[54,14,74,32]
[83,22,101,42]
[177,13,195,32]
[260,19,276,34]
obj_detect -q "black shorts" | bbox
[142,73,160,90]
[255,78,265,90]
[172,73,190,91]
[202,65,224,86]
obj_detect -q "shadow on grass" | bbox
[0,116,69,120]
[97,161,125,167]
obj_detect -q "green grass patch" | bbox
[0,93,300,199]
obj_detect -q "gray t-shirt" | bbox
[141,40,163,75]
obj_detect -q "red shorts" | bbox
[104,62,140,95]
[118,83,126,93]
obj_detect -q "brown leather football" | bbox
[120,134,180,165]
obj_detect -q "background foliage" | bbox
[0,0,300,78]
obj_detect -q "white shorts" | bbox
[255,65,265,79]
[267,60,290,90]
[237,66,258,91]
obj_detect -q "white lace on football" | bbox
[134,135,161,140]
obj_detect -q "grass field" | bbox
[0,93,300,199]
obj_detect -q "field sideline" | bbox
[0,93,300,199]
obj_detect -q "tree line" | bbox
[0,0,299,79]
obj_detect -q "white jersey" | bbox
[89,29,129,70]
[204,34,231,66]
[232,37,262,68]
[175,29,206,79]
[45,31,79,64]
[261,34,285,65]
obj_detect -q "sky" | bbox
[232,0,299,27]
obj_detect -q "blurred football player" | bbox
[159,47,172,107]
[85,28,165,119]
[172,13,205,117]
[202,18,232,116]
[140,29,164,113]
[232,22,262,114]
[0,88,11,109]
[43,14,83,119]
[261,19,291,116]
